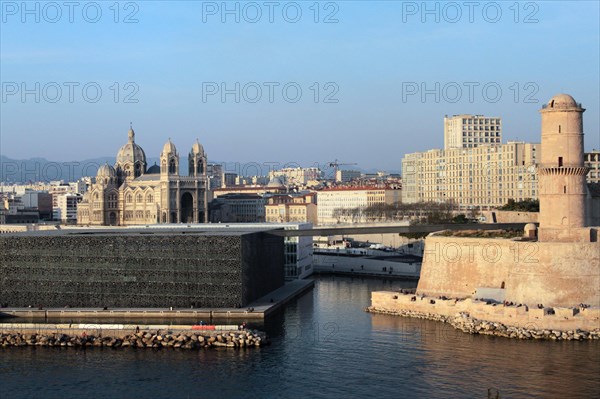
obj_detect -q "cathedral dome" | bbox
[116,127,147,165]
[147,163,160,174]
[267,176,285,188]
[97,163,116,178]
[162,139,177,155]
[547,94,578,109]
[191,139,204,154]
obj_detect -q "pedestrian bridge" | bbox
[270,223,529,237]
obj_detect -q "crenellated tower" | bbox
[538,94,589,242]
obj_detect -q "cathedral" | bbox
[77,127,209,226]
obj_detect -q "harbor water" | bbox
[1,275,599,398]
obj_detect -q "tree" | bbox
[498,199,539,212]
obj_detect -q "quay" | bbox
[312,251,421,280]
[0,279,315,320]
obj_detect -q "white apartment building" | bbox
[585,151,600,183]
[444,114,502,150]
[53,193,81,224]
[402,141,539,209]
[269,167,322,185]
[317,187,400,225]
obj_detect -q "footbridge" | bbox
[270,223,529,237]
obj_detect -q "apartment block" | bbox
[444,114,502,150]
[317,187,400,225]
[585,151,600,183]
[265,193,317,224]
[402,142,539,209]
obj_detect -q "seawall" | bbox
[417,234,600,307]
[368,291,600,340]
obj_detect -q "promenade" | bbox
[0,279,315,320]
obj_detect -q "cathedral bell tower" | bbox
[189,139,206,177]
[160,138,179,177]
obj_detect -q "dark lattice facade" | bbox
[0,229,284,308]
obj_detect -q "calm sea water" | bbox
[1,276,599,399]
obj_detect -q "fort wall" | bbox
[417,234,600,307]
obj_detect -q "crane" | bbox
[328,159,358,181]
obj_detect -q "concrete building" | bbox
[585,151,600,183]
[279,223,314,280]
[53,193,81,224]
[317,187,401,225]
[206,163,224,189]
[402,142,539,209]
[335,169,361,183]
[21,191,53,220]
[444,114,502,149]
[0,227,284,308]
[209,193,265,223]
[223,172,237,187]
[270,167,322,186]
[265,193,317,224]
[0,194,40,224]
[77,127,209,225]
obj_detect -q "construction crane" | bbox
[328,159,358,181]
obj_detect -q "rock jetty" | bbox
[0,330,269,349]
[367,307,600,341]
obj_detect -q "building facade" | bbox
[444,114,502,149]
[585,151,600,183]
[269,167,322,185]
[335,169,361,183]
[53,193,81,224]
[317,187,400,225]
[265,193,317,224]
[402,142,539,209]
[209,193,265,223]
[77,127,209,226]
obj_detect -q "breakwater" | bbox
[369,291,600,341]
[0,323,269,349]
[367,307,600,341]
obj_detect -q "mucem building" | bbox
[0,227,284,308]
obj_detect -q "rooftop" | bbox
[0,225,284,237]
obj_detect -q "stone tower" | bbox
[160,139,179,177]
[188,139,206,177]
[538,94,590,242]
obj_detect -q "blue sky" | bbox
[1,1,599,171]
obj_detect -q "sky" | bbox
[1,0,599,172]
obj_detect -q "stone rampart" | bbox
[417,234,600,307]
